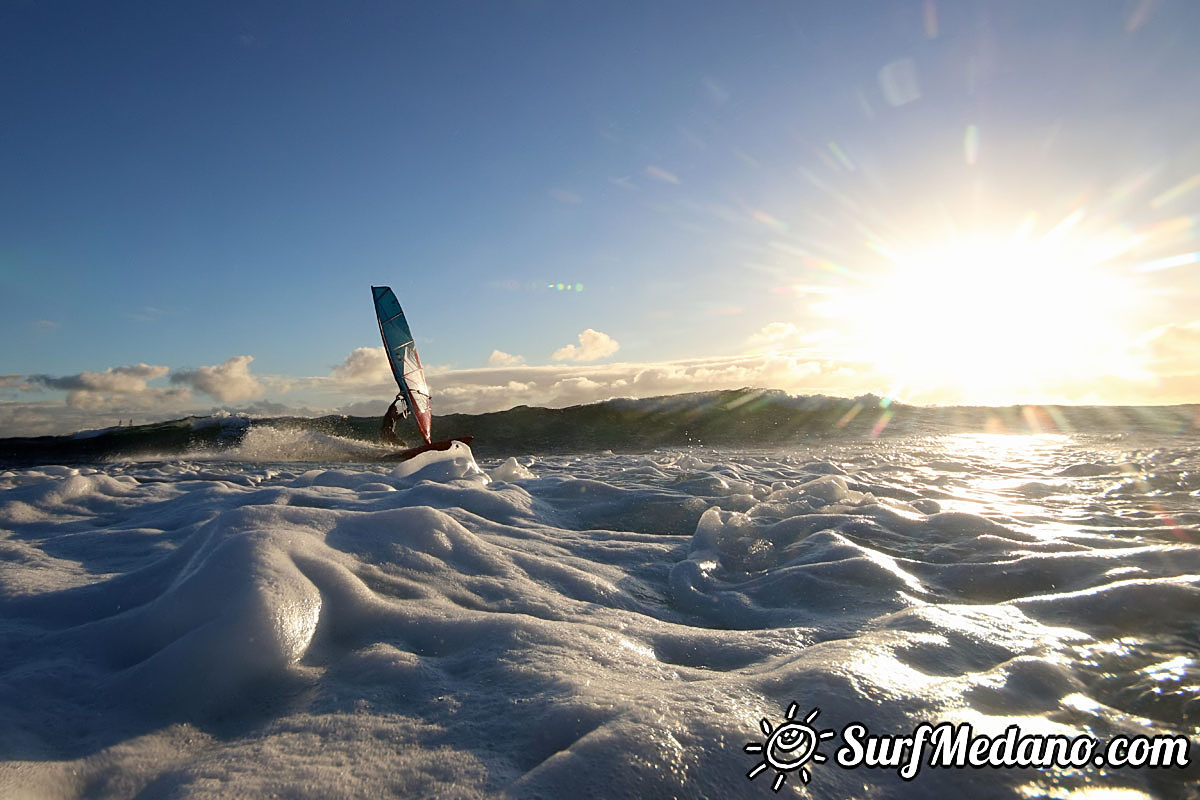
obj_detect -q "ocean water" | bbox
[2,420,1199,798]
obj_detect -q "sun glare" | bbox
[855,222,1139,404]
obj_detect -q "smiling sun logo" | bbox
[745,703,836,791]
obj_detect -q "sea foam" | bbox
[1,436,1198,798]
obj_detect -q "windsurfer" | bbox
[380,393,410,446]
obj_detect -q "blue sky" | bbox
[4,0,1200,435]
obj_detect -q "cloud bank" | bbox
[6,317,1200,438]
[30,363,183,411]
[425,352,867,415]
[8,356,277,434]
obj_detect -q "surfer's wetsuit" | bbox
[380,395,410,446]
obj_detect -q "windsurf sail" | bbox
[372,286,432,445]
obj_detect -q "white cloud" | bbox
[748,322,802,351]
[552,329,620,362]
[66,386,191,412]
[34,363,170,393]
[331,346,393,385]
[437,380,537,411]
[171,356,265,403]
[30,363,181,410]
[488,349,525,367]
[4,354,351,436]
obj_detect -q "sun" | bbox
[852,219,1140,405]
[745,703,837,791]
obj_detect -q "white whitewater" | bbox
[1,432,1197,798]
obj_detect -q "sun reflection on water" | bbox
[931,433,1075,521]
[939,432,1073,463]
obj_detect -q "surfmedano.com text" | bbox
[837,721,1191,780]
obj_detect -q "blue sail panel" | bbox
[372,286,432,444]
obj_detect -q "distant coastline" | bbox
[2,388,1198,468]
